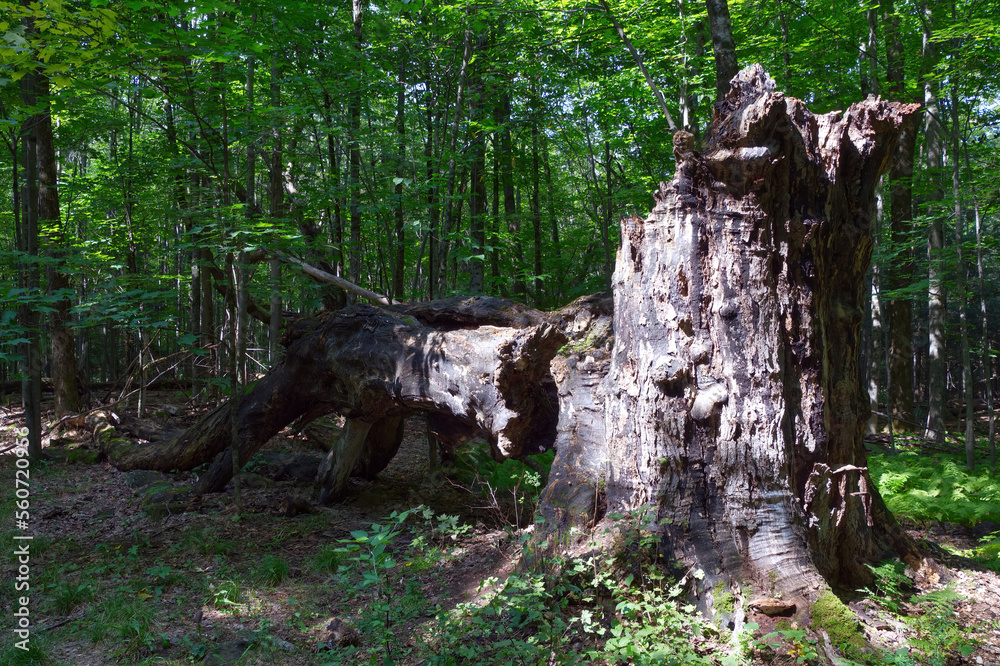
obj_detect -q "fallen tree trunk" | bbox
[106,302,565,501]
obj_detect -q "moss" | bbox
[66,449,100,464]
[810,589,867,654]
[713,582,735,613]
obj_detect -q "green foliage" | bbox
[312,544,346,574]
[449,444,554,528]
[208,579,243,612]
[47,580,95,614]
[907,587,978,665]
[869,450,1000,526]
[750,628,821,664]
[859,560,912,613]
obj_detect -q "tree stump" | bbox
[598,65,922,613]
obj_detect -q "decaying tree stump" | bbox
[599,65,922,613]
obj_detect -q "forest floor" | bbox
[1,390,999,665]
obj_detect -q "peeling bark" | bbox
[601,65,921,612]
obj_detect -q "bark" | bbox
[530,110,544,306]
[535,294,614,536]
[948,48,974,470]
[394,57,406,302]
[601,66,921,612]
[883,0,916,432]
[705,0,739,101]
[269,258,282,364]
[348,0,365,297]
[36,72,79,417]
[923,7,947,444]
[498,93,527,301]
[18,71,42,460]
[467,56,487,293]
[105,301,565,503]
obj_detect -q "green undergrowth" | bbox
[869,447,1000,525]
[869,446,1000,571]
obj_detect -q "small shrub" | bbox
[860,559,911,612]
[210,579,243,611]
[907,587,977,665]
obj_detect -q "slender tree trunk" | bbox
[883,0,916,431]
[425,81,439,300]
[705,0,739,101]
[865,5,880,96]
[498,93,526,301]
[948,42,974,470]
[467,46,487,293]
[963,138,996,468]
[923,6,947,443]
[393,58,406,301]
[35,72,79,416]
[601,140,613,293]
[18,73,42,460]
[531,111,544,307]
[438,30,473,297]
[541,131,562,303]
[597,0,676,130]
[490,132,503,294]
[348,0,365,299]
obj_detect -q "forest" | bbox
[2,0,1000,664]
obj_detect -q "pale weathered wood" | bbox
[106,301,565,502]
[601,65,922,614]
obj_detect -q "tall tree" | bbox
[705,0,739,100]
[923,3,947,444]
[36,73,79,416]
[348,0,365,299]
[883,0,917,431]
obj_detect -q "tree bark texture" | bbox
[536,294,614,536]
[105,301,565,501]
[603,66,921,609]
[35,72,79,417]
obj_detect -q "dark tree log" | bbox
[105,303,565,501]
[597,65,922,613]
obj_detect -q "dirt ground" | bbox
[1,392,999,665]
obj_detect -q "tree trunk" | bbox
[394,57,406,302]
[348,0,365,298]
[600,66,921,613]
[948,45,974,471]
[705,0,739,101]
[467,51,487,294]
[883,0,917,431]
[18,71,43,460]
[36,72,79,417]
[923,8,947,444]
[105,300,565,503]
[498,93,526,301]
